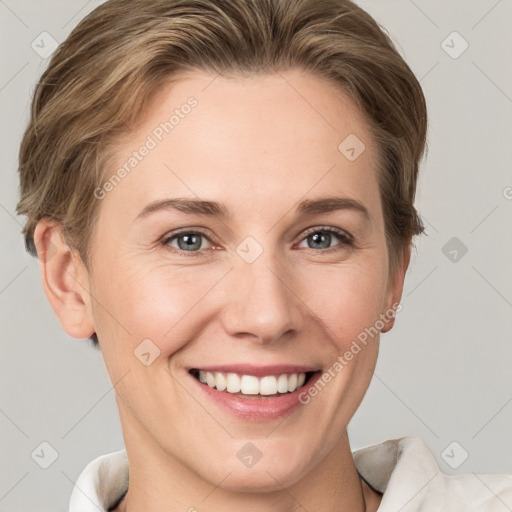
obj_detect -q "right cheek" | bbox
[101,261,220,350]
[114,282,190,353]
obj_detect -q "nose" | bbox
[221,250,304,345]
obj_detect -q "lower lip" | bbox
[189,371,321,421]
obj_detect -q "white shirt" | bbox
[68,436,512,511]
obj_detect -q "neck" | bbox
[113,409,374,512]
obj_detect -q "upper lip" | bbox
[188,364,319,377]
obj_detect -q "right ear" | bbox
[33,219,95,339]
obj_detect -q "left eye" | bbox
[297,227,352,251]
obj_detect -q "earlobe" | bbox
[381,244,411,334]
[33,219,95,339]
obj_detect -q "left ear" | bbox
[380,243,411,334]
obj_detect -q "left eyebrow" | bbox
[133,195,371,223]
[295,196,370,221]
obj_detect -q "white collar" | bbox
[68,436,512,511]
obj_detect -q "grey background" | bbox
[1,0,511,510]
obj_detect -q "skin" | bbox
[34,69,411,511]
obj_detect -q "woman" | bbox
[16,0,511,510]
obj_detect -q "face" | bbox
[76,69,406,491]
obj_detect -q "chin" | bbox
[196,447,312,494]
[211,466,303,494]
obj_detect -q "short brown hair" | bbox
[16,0,427,349]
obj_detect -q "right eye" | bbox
[162,230,215,256]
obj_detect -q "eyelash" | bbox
[161,226,353,258]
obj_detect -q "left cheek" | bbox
[304,263,386,347]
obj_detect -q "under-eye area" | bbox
[189,368,320,397]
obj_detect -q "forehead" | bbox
[103,69,380,222]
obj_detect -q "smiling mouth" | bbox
[189,369,317,398]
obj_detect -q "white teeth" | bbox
[240,375,259,394]
[287,373,298,392]
[206,372,216,388]
[215,372,227,391]
[195,370,308,395]
[260,376,277,395]
[226,373,241,393]
[277,374,289,393]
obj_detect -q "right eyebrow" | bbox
[134,198,232,222]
